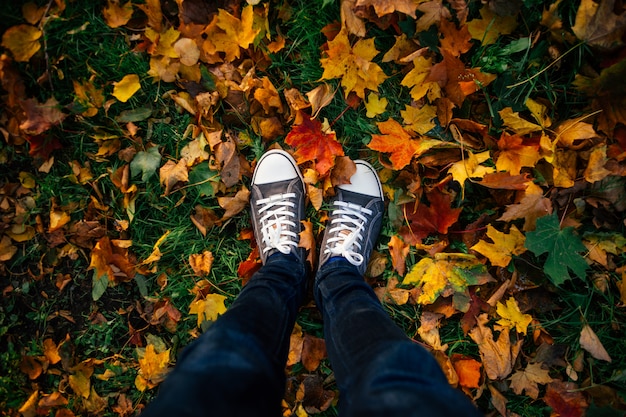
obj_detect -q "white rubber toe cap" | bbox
[338,160,383,197]
[253,150,301,184]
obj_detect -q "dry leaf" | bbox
[579,324,612,362]
[509,362,553,399]
[113,74,141,103]
[189,251,214,277]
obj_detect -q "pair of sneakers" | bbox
[250,149,384,276]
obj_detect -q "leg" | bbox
[316,160,482,416]
[143,254,307,417]
[315,260,482,417]
[143,150,309,416]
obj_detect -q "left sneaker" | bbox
[250,149,306,264]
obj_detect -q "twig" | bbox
[39,0,55,93]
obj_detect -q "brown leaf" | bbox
[572,0,626,49]
[388,234,409,275]
[468,313,522,380]
[579,324,612,362]
[509,362,553,399]
[190,205,219,236]
[1,24,42,62]
[215,140,241,188]
[217,186,250,223]
[287,322,304,366]
[330,156,356,187]
[38,391,68,408]
[302,334,327,372]
[103,0,133,29]
[298,220,316,267]
[159,159,189,196]
[20,355,43,379]
[20,97,67,135]
[418,311,447,351]
[43,338,62,365]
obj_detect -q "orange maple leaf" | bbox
[368,118,446,170]
[495,132,541,175]
[285,115,344,176]
[320,28,388,99]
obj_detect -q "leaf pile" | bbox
[1,0,626,416]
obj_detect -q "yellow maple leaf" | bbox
[203,5,260,62]
[189,250,214,277]
[584,144,611,183]
[364,93,388,118]
[1,24,42,62]
[467,6,517,45]
[448,151,495,195]
[499,107,543,135]
[471,224,526,267]
[400,56,436,102]
[73,79,105,117]
[496,297,532,335]
[495,133,541,175]
[320,28,388,99]
[526,98,552,128]
[401,104,437,134]
[189,294,227,327]
[113,74,141,103]
[403,253,493,305]
[135,344,170,391]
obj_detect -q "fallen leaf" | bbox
[415,0,451,32]
[173,37,200,66]
[302,334,327,371]
[469,313,522,380]
[525,213,588,286]
[496,297,533,335]
[113,74,141,103]
[571,0,626,49]
[43,338,62,365]
[131,146,161,182]
[320,28,388,99]
[203,5,260,61]
[417,311,447,351]
[135,344,170,391]
[20,97,67,136]
[451,354,482,389]
[285,115,344,176]
[364,93,388,118]
[399,188,462,243]
[495,132,541,175]
[499,107,543,135]
[20,355,42,380]
[159,159,189,196]
[388,234,409,275]
[471,224,526,267]
[217,186,250,223]
[584,144,611,183]
[189,250,214,277]
[448,150,495,195]
[579,324,612,362]
[189,294,227,327]
[287,322,304,366]
[137,0,162,32]
[103,0,133,28]
[544,381,589,417]
[498,182,553,231]
[509,362,553,399]
[0,235,18,262]
[1,24,42,62]
[355,0,419,18]
[467,6,517,45]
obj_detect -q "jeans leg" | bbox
[142,254,308,417]
[314,259,482,417]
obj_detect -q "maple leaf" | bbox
[1,24,42,62]
[355,0,420,18]
[135,344,170,391]
[302,334,327,372]
[571,0,626,49]
[285,115,344,176]
[364,93,387,117]
[367,118,446,170]
[113,74,141,103]
[415,0,451,32]
[399,188,462,243]
[73,79,105,117]
[439,17,472,57]
[137,0,162,32]
[159,159,189,196]
[217,186,250,223]
[469,313,522,380]
[498,182,553,231]
[525,213,588,286]
[403,253,493,305]
[401,104,437,134]
[388,234,409,275]
[89,236,136,300]
[103,0,133,28]
[299,220,316,267]
[203,5,260,61]
[471,224,526,267]
[320,28,388,99]
[401,56,439,102]
[495,132,541,175]
[467,6,517,45]
[448,150,495,196]
[496,297,532,335]
[189,294,227,327]
[130,146,161,182]
[509,362,553,399]
[584,144,611,183]
[498,107,543,135]
[417,311,447,351]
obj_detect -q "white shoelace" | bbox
[324,200,372,267]
[256,193,298,256]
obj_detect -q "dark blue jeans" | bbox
[142,255,482,416]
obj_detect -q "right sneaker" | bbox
[250,149,306,264]
[319,160,384,276]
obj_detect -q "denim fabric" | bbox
[142,255,482,417]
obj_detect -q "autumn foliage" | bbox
[1,0,626,416]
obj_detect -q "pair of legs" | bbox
[142,151,482,416]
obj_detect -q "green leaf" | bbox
[92,270,109,301]
[525,213,588,286]
[188,163,219,197]
[130,146,161,182]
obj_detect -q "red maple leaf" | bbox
[285,115,344,176]
[399,188,461,244]
[25,135,62,159]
